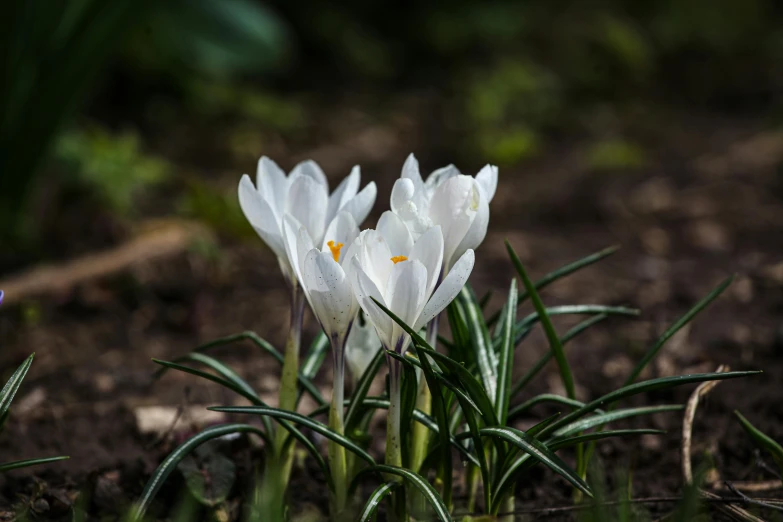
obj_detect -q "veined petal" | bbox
[351,258,393,349]
[290,159,329,191]
[408,225,444,298]
[340,181,377,227]
[322,211,359,257]
[256,156,288,221]
[449,195,489,272]
[357,230,393,295]
[238,174,286,259]
[428,175,478,269]
[387,259,427,353]
[475,164,498,202]
[377,211,414,257]
[287,175,329,246]
[415,249,475,330]
[326,165,360,223]
[304,250,356,340]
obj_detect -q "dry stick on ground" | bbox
[680,364,768,522]
[0,220,209,305]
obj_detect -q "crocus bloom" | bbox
[282,211,361,346]
[239,157,377,285]
[390,153,497,273]
[350,213,475,355]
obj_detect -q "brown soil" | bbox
[1,106,782,520]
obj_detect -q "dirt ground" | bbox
[1,104,782,520]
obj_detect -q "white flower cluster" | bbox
[239,153,498,375]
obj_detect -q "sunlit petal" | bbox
[415,249,475,330]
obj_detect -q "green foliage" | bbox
[735,410,783,474]
[178,443,236,507]
[587,140,648,171]
[56,126,171,215]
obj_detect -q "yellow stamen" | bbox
[390,255,408,264]
[327,241,344,262]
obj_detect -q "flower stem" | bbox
[385,354,408,522]
[410,315,439,474]
[262,284,304,517]
[328,336,348,518]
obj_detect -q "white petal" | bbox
[424,164,461,189]
[358,230,394,295]
[351,258,392,349]
[377,211,414,257]
[238,174,285,259]
[475,164,498,202]
[387,259,427,353]
[428,176,478,269]
[408,225,444,298]
[290,159,329,190]
[390,178,415,216]
[415,249,474,330]
[296,227,316,287]
[401,153,423,187]
[326,165,360,223]
[345,318,382,380]
[282,215,307,285]
[321,211,359,257]
[304,250,355,340]
[287,175,329,246]
[450,196,488,272]
[340,181,377,227]
[256,156,288,221]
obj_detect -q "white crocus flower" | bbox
[239,156,377,285]
[390,153,497,273]
[350,213,475,356]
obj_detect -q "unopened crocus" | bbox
[350,215,474,470]
[390,153,497,274]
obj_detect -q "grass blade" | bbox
[735,410,783,473]
[509,394,603,422]
[356,481,400,522]
[355,465,453,522]
[210,406,376,467]
[495,279,518,425]
[460,287,498,404]
[488,245,619,326]
[506,240,575,399]
[548,429,666,451]
[625,276,733,385]
[539,371,760,439]
[482,426,593,498]
[553,405,683,437]
[131,424,268,520]
[0,455,69,472]
[0,354,34,419]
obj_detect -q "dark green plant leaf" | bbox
[488,245,619,326]
[509,305,638,347]
[0,354,34,419]
[548,429,666,451]
[539,371,760,440]
[553,405,683,438]
[495,279,518,425]
[482,426,592,497]
[625,276,733,385]
[0,455,69,473]
[353,465,453,522]
[356,481,400,522]
[508,394,603,422]
[178,445,235,507]
[460,287,498,405]
[209,406,376,467]
[735,410,783,473]
[506,240,575,399]
[131,424,268,520]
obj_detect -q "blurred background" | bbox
[2,0,783,512]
